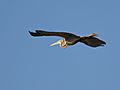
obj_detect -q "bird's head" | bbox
[50,39,67,48]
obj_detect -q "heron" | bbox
[29,30,106,48]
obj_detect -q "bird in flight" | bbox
[29,30,106,48]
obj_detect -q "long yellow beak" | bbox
[50,41,61,46]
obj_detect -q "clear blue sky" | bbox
[0,0,120,90]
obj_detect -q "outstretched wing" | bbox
[29,30,78,40]
[80,36,106,47]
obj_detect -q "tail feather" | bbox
[80,36,106,47]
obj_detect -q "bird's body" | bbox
[29,30,106,48]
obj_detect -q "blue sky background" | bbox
[0,0,120,90]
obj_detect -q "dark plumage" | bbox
[29,30,106,48]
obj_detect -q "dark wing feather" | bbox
[29,30,78,40]
[80,36,106,47]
